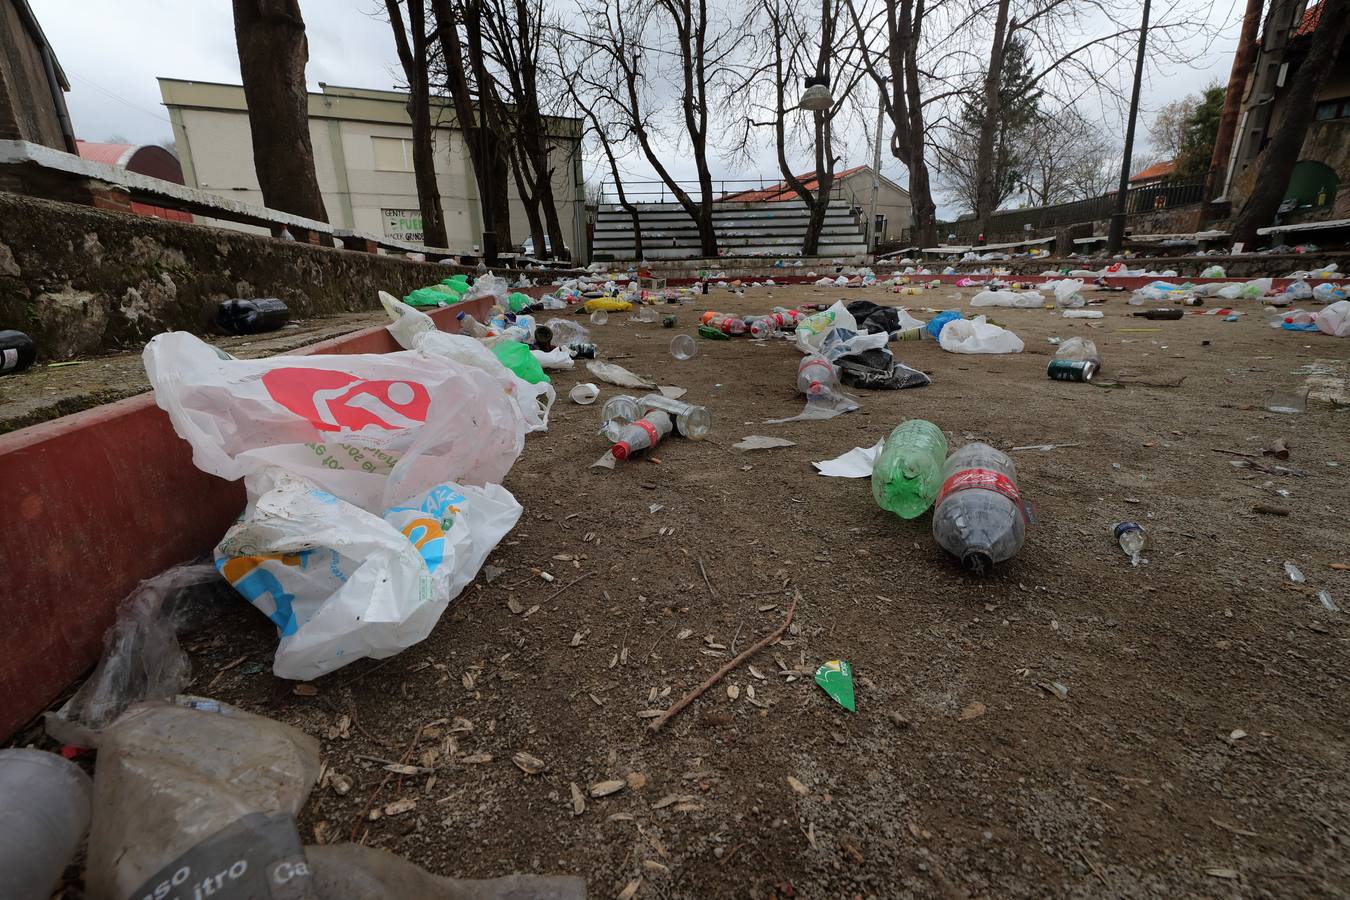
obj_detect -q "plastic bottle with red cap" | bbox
[610,410,673,460]
[931,442,1029,574]
[797,354,838,397]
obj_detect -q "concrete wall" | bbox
[0,0,67,149]
[163,80,586,257]
[0,191,468,359]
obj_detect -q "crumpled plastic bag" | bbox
[1200,265,1226,278]
[144,331,527,678]
[1044,279,1085,308]
[1317,300,1350,337]
[462,272,509,303]
[939,315,1025,354]
[587,360,657,389]
[818,326,889,362]
[531,347,575,369]
[1282,280,1313,300]
[44,565,233,747]
[1313,283,1347,304]
[380,292,553,433]
[145,332,525,512]
[836,348,932,390]
[970,290,1044,308]
[215,469,521,679]
[795,301,858,354]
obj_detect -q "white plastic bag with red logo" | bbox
[144,331,525,511]
[143,331,527,678]
[214,469,520,679]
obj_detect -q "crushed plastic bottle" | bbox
[610,410,673,460]
[216,298,289,335]
[1114,522,1147,566]
[600,395,641,441]
[931,443,1028,574]
[871,419,949,519]
[1284,561,1306,583]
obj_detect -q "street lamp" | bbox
[800,75,833,111]
[868,77,889,255]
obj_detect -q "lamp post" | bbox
[867,77,889,255]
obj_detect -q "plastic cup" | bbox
[1264,386,1308,414]
[0,750,92,900]
[590,310,609,325]
[670,334,697,361]
[569,383,600,405]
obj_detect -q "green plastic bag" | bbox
[403,287,447,308]
[491,340,549,384]
[507,291,532,313]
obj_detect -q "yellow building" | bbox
[159,78,585,256]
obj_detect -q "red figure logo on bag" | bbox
[262,368,430,432]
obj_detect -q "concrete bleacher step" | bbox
[595,200,867,261]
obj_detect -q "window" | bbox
[1314,98,1350,121]
[372,137,414,172]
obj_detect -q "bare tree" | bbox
[552,32,645,259]
[385,0,448,247]
[1146,99,1190,161]
[1016,109,1118,205]
[580,0,731,258]
[1233,0,1350,245]
[430,0,511,261]
[231,0,328,222]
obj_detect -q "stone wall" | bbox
[1229,119,1350,223]
[0,192,471,358]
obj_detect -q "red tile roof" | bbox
[1129,160,1176,183]
[1293,1,1322,38]
[74,140,138,168]
[723,165,869,201]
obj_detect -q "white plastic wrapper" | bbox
[795,300,859,354]
[939,315,1025,354]
[215,470,521,679]
[970,290,1044,308]
[1317,300,1350,337]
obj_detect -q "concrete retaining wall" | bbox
[0,191,480,359]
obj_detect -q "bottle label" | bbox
[634,418,660,445]
[937,468,1030,523]
[1,348,15,371]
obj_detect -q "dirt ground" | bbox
[58,283,1350,897]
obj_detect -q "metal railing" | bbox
[939,180,1206,239]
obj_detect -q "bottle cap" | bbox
[611,442,632,460]
[1113,522,1144,538]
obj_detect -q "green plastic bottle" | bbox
[871,420,949,519]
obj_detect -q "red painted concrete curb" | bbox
[0,295,501,740]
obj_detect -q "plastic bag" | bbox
[463,273,509,303]
[836,349,931,390]
[380,293,553,433]
[145,331,525,512]
[1317,300,1350,337]
[1282,280,1313,300]
[44,565,231,748]
[86,698,320,900]
[1239,277,1273,299]
[1313,282,1347,304]
[1200,265,1226,278]
[818,326,889,362]
[532,346,574,370]
[939,315,1025,354]
[216,469,521,679]
[1045,279,1085,308]
[795,301,858,354]
[970,290,1044,308]
[1055,337,1100,364]
[491,340,549,384]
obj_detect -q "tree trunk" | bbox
[431,0,495,259]
[973,0,1011,234]
[535,157,569,259]
[231,0,328,222]
[510,146,547,257]
[1231,0,1350,245]
[1201,0,1263,208]
[385,0,448,248]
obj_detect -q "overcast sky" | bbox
[34,0,1242,212]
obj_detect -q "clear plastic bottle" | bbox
[600,394,641,441]
[747,316,778,339]
[797,354,838,396]
[456,312,490,339]
[708,314,748,336]
[638,394,711,439]
[1114,522,1146,566]
[611,410,673,460]
[931,443,1027,574]
[871,419,949,519]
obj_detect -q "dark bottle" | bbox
[533,325,554,351]
[0,330,36,375]
[1132,308,1183,320]
[216,298,290,335]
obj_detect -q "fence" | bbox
[939,180,1205,239]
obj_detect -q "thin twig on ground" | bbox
[206,654,248,690]
[350,722,425,842]
[649,593,798,733]
[1210,447,1260,459]
[545,571,593,603]
[698,557,717,600]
